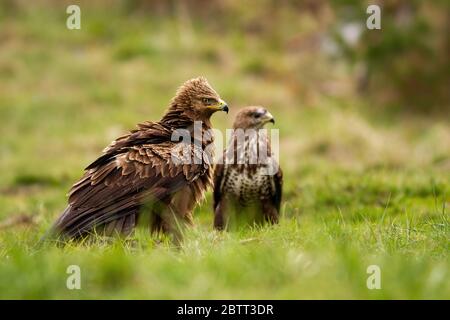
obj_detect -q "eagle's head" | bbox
[233,106,275,129]
[169,77,228,123]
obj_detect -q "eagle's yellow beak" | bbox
[217,99,229,113]
[208,99,228,113]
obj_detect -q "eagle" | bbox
[48,77,228,242]
[213,106,283,230]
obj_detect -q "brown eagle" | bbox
[48,77,228,242]
[213,106,283,230]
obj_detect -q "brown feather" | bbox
[48,77,225,242]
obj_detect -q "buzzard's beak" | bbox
[262,111,275,124]
[218,99,229,113]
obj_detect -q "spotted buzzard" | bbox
[213,106,282,230]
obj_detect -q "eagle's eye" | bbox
[202,98,216,106]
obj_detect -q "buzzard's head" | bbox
[233,106,275,129]
[171,77,228,121]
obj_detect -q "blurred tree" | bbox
[330,0,450,113]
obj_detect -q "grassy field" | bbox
[0,3,449,299]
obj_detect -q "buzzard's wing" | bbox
[50,124,205,239]
[272,165,283,212]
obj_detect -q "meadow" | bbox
[0,2,448,299]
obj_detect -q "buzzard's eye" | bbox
[202,98,216,106]
[254,111,263,118]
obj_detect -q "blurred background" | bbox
[0,0,448,185]
[0,0,448,299]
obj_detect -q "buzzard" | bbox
[213,106,283,230]
[48,77,228,242]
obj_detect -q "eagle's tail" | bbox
[37,205,73,247]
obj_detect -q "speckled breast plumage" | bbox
[222,165,275,204]
[220,132,277,205]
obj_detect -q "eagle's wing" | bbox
[212,162,224,211]
[50,124,206,240]
[212,162,228,230]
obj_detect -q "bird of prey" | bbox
[49,77,228,242]
[213,106,283,230]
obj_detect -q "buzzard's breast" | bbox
[223,166,274,204]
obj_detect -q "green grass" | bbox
[0,4,449,299]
